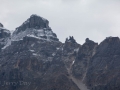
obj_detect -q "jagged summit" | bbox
[30,14,48,21]
[65,36,76,43]
[12,14,59,41]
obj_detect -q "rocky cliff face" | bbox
[0,23,11,50]
[85,37,120,90]
[72,38,98,80]
[0,15,80,90]
[0,15,120,90]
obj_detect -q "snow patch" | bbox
[33,53,37,56]
[12,28,57,42]
[29,50,34,52]
[52,53,56,56]
[27,34,40,39]
[31,43,35,47]
[74,48,79,53]
[56,48,60,50]
[0,28,11,34]
[1,26,58,50]
[72,60,75,65]
[2,38,11,49]
[61,48,63,51]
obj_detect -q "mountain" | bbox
[0,15,120,90]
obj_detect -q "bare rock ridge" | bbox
[0,15,120,90]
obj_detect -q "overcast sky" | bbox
[0,0,120,44]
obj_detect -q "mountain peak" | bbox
[12,14,59,42]
[65,36,76,43]
[30,14,40,17]
[30,14,48,24]
[15,14,49,33]
[30,14,46,20]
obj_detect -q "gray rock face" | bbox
[85,37,120,90]
[0,16,80,90]
[0,35,80,90]
[72,38,98,80]
[0,15,120,90]
[0,23,11,50]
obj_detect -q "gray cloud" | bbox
[0,0,120,44]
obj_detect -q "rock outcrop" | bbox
[65,36,77,43]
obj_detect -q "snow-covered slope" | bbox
[0,14,59,49]
[12,28,58,41]
[12,14,59,42]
